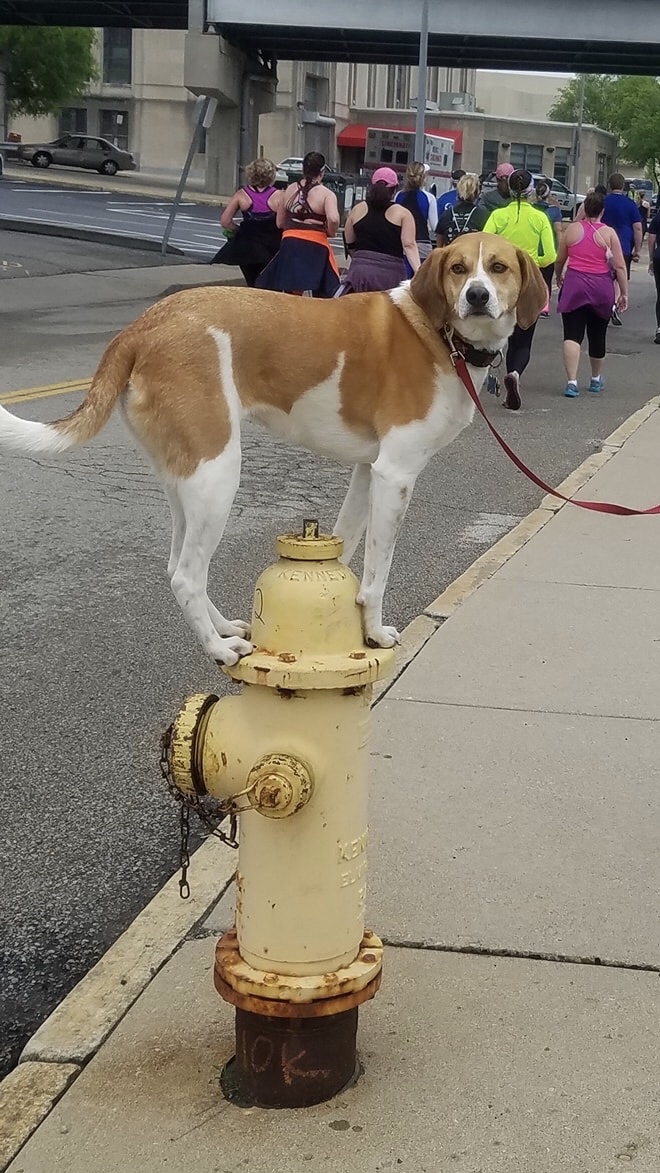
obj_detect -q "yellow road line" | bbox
[1,379,91,406]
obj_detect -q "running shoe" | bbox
[503,372,521,411]
[564,381,579,398]
[588,375,604,394]
[611,307,623,326]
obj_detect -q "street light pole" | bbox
[414,0,429,163]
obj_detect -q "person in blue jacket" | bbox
[436,168,466,217]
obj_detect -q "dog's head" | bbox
[409,233,548,346]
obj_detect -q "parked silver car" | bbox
[16,134,136,176]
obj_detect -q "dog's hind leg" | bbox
[170,450,253,666]
[165,479,250,642]
[334,463,371,564]
[164,482,185,580]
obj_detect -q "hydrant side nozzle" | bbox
[166,692,219,799]
[246,753,314,818]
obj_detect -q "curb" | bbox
[0,216,187,255]
[0,1062,79,1171]
[0,837,236,1172]
[1,394,658,1170]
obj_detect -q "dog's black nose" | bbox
[466,283,490,308]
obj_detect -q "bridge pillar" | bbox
[184,31,276,195]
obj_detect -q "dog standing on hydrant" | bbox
[0,236,546,665]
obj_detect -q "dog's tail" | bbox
[0,332,134,458]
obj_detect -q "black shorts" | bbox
[561,305,609,359]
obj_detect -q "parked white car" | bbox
[481,171,583,218]
[274,157,342,188]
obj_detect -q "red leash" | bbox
[452,353,660,517]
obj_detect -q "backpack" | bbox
[445,205,478,243]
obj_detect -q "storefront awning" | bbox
[337,123,463,153]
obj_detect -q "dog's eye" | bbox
[450,263,467,274]
[491,262,508,273]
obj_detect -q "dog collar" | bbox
[443,327,502,369]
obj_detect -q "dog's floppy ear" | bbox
[409,249,449,332]
[515,248,549,329]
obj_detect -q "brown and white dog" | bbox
[0,234,546,665]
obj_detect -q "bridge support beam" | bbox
[184,31,276,195]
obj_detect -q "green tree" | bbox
[548,74,618,132]
[610,75,660,186]
[0,26,97,127]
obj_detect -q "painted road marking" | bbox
[1,379,91,406]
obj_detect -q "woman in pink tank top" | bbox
[213,158,282,286]
[555,190,628,398]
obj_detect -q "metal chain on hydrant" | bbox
[159,724,239,900]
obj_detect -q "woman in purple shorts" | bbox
[213,158,282,286]
[555,190,628,398]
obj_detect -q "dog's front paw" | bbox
[365,625,400,650]
[223,618,251,639]
[214,636,254,667]
[208,605,251,640]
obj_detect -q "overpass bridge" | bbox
[1,0,660,73]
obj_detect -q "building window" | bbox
[395,66,410,109]
[100,108,130,151]
[554,146,571,185]
[102,28,132,85]
[482,139,499,176]
[59,107,87,135]
[386,65,396,107]
[366,64,377,108]
[348,63,358,108]
[511,142,543,172]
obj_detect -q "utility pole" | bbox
[572,73,586,194]
[0,49,9,143]
[414,0,429,164]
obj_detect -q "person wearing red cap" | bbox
[481,162,515,215]
[337,166,421,294]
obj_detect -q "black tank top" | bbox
[398,189,430,242]
[353,207,403,257]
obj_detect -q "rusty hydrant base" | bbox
[221,1007,361,1109]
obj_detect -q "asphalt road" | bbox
[1,174,225,258]
[0,173,345,261]
[1,234,659,1078]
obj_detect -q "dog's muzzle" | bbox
[464,283,492,315]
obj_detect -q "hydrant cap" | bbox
[276,532,343,562]
[225,526,395,688]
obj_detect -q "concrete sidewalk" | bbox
[3,401,660,1172]
[4,163,228,204]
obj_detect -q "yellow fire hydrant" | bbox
[163,521,394,1108]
